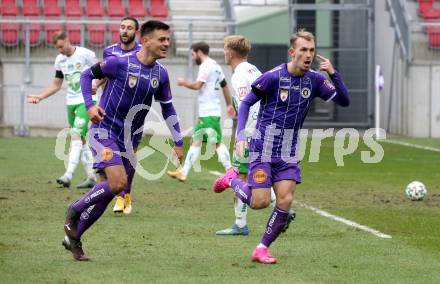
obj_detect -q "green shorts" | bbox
[232,147,249,174]
[192,116,222,144]
[66,103,90,137]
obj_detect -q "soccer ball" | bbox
[405,181,427,201]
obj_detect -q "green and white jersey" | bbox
[196,57,225,117]
[54,46,97,105]
[231,61,262,138]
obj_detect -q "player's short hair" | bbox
[140,20,170,37]
[52,31,67,45]
[191,42,210,55]
[224,35,251,58]
[121,16,139,31]
[290,29,315,48]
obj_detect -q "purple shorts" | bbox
[248,158,302,189]
[89,134,136,175]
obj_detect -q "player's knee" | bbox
[251,198,271,209]
[108,177,127,194]
[276,194,293,208]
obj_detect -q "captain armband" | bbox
[220,79,227,88]
[90,63,105,79]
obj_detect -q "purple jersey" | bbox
[102,42,142,59]
[91,52,172,149]
[247,63,348,162]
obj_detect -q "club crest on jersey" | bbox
[151,77,159,88]
[301,87,311,98]
[75,63,81,70]
[129,76,137,88]
[101,147,113,162]
[279,89,289,102]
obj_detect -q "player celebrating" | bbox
[167,42,234,182]
[102,16,142,215]
[62,20,184,261]
[213,30,350,264]
[27,31,97,189]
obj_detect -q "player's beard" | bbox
[120,33,136,45]
[195,57,202,65]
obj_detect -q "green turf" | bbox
[0,136,439,284]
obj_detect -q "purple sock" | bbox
[76,195,114,239]
[260,207,289,248]
[72,181,115,213]
[230,178,253,206]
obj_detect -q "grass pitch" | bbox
[0,135,439,283]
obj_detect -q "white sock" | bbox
[270,188,276,208]
[81,145,96,179]
[181,146,201,176]
[257,243,267,249]
[216,144,231,170]
[65,140,82,179]
[234,197,247,228]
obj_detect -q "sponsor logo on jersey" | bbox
[280,76,290,82]
[301,87,311,98]
[140,74,149,80]
[68,64,74,71]
[151,77,159,88]
[280,89,289,102]
[291,85,300,91]
[302,76,311,85]
[324,79,335,90]
[253,169,268,184]
[101,147,113,162]
[238,86,247,98]
[129,63,141,69]
[129,76,137,88]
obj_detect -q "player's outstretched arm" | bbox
[27,77,63,104]
[316,54,350,107]
[177,77,204,90]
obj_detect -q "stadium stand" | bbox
[85,1,106,46]
[0,0,20,46]
[416,0,440,48]
[108,0,127,43]
[64,0,83,17]
[128,0,149,18]
[150,0,168,18]
[64,0,83,45]
[22,0,41,46]
[43,0,63,45]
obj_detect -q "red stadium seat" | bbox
[0,23,20,46]
[109,23,120,43]
[0,1,19,46]
[22,0,40,17]
[418,0,440,19]
[426,26,440,48]
[108,0,126,18]
[128,0,149,18]
[65,0,83,17]
[43,0,62,17]
[44,23,63,45]
[88,23,106,46]
[67,23,82,45]
[86,0,105,17]
[150,0,168,18]
[21,23,41,46]
[1,0,19,17]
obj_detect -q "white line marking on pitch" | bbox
[382,139,440,152]
[208,170,391,239]
[297,202,392,239]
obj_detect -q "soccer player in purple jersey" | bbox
[61,20,184,261]
[101,17,143,215]
[103,17,142,59]
[213,29,350,264]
